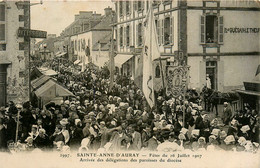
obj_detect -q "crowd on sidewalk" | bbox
[0,59,259,153]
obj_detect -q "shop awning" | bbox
[31,75,51,89]
[35,80,74,98]
[38,67,58,76]
[114,54,134,67]
[236,89,260,97]
[74,60,81,65]
[35,80,56,97]
[42,69,58,76]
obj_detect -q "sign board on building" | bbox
[18,27,47,38]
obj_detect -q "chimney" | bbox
[104,7,112,16]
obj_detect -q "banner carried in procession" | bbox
[142,6,160,108]
[166,66,190,98]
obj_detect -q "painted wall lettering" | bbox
[224,28,260,33]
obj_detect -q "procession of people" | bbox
[0,58,259,154]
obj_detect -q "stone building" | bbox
[113,0,260,93]
[0,1,30,106]
[56,7,115,67]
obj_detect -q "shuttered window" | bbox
[158,20,161,45]
[129,25,132,46]
[170,16,174,44]
[161,19,164,45]
[123,26,126,46]
[0,4,5,42]
[120,27,123,47]
[0,24,5,41]
[200,15,206,44]
[218,16,224,44]
[0,4,5,21]
[133,1,137,11]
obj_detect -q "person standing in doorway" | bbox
[206,74,212,89]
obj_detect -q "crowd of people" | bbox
[0,58,259,154]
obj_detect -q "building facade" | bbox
[0,1,30,106]
[113,0,260,92]
[35,34,56,61]
[55,7,115,67]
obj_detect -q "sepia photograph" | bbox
[0,0,259,168]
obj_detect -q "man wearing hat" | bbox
[223,102,232,125]
[50,125,65,146]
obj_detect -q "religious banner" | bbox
[166,66,189,98]
[142,5,160,108]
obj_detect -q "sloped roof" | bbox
[92,33,111,50]
[91,14,113,31]
[31,75,51,89]
[34,80,74,98]
[35,80,56,97]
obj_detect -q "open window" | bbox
[126,1,130,15]
[119,1,123,17]
[137,23,142,46]
[120,27,123,47]
[164,17,173,45]
[137,1,144,12]
[126,25,130,46]
[206,15,217,43]
[201,14,224,45]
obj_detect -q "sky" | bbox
[30,0,114,36]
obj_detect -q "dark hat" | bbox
[23,101,30,109]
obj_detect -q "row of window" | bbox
[0,43,28,51]
[118,14,224,48]
[119,16,174,47]
[0,3,25,48]
[72,39,90,53]
[119,1,172,17]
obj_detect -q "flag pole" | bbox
[149,8,154,107]
[159,57,165,97]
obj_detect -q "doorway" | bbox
[206,61,217,90]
